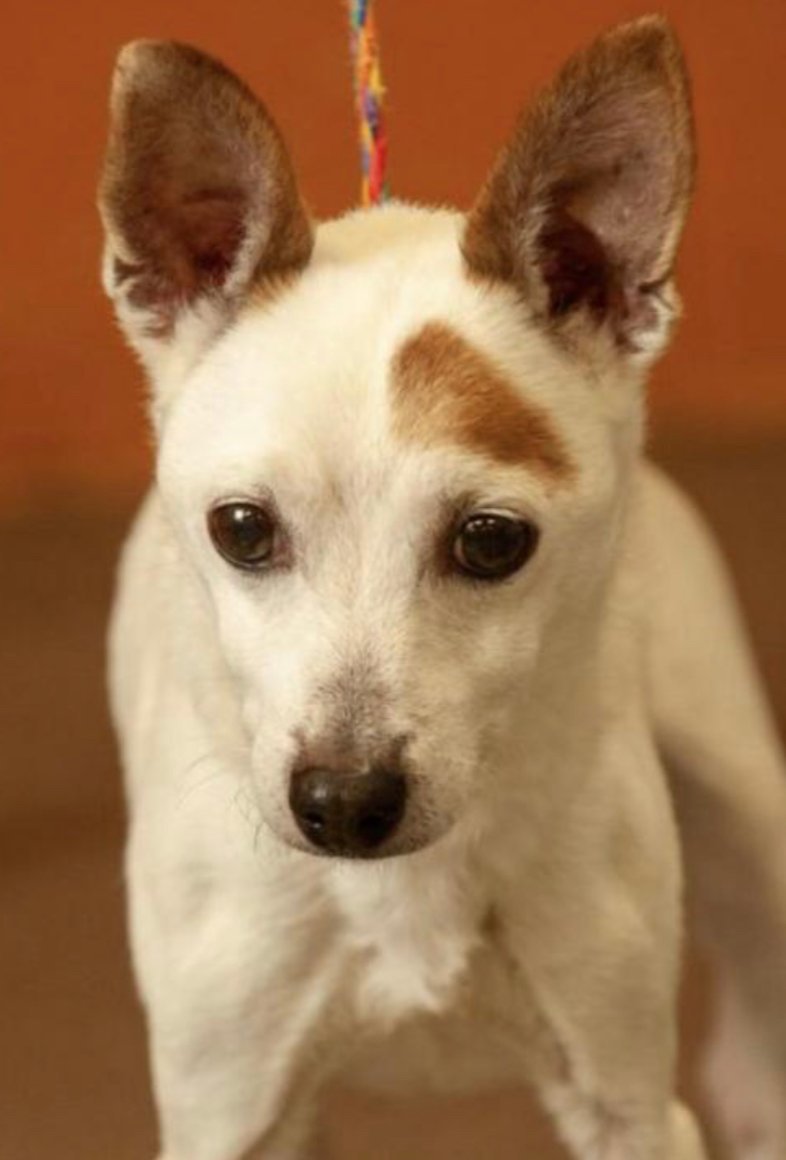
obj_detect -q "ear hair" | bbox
[462,16,695,361]
[98,41,313,372]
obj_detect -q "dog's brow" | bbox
[390,322,575,481]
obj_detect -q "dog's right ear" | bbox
[98,42,313,377]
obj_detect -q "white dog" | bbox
[99,17,786,1159]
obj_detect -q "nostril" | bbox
[288,769,334,849]
[354,809,397,847]
[351,770,406,850]
[301,810,325,830]
[301,812,326,830]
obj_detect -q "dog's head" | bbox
[99,19,694,859]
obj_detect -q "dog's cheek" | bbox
[415,595,544,713]
[402,611,541,788]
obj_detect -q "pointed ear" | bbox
[462,17,695,361]
[98,41,313,368]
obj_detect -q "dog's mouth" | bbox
[280,812,449,861]
[286,831,428,861]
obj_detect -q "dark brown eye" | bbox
[453,513,539,581]
[208,502,276,570]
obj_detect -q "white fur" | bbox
[109,204,786,1160]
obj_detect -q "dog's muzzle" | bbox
[289,764,407,857]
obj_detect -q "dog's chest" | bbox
[350,897,481,1026]
[336,893,558,1095]
[329,853,514,1030]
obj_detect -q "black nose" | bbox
[289,765,407,857]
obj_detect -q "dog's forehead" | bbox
[163,205,582,501]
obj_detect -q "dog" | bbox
[99,17,786,1159]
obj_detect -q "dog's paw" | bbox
[701,1022,786,1160]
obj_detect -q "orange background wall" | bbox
[3,0,785,507]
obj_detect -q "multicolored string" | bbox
[347,0,390,206]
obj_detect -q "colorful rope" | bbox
[347,0,389,206]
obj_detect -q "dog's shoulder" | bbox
[631,459,725,596]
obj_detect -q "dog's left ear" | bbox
[463,16,695,361]
[98,41,313,374]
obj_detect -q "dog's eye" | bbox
[452,513,539,581]
[208,502,276,570]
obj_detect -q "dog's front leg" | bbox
[152,1040,326,1160]
[493,763,708,1159]
[540,1089,705,1160]
[129,831,345,1160]
[518,926,707,1160]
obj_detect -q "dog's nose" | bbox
[289,765,407,856]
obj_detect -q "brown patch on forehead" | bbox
[390,322,574,481]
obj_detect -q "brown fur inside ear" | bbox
[99,41,313,336]
[462,17,695,348]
